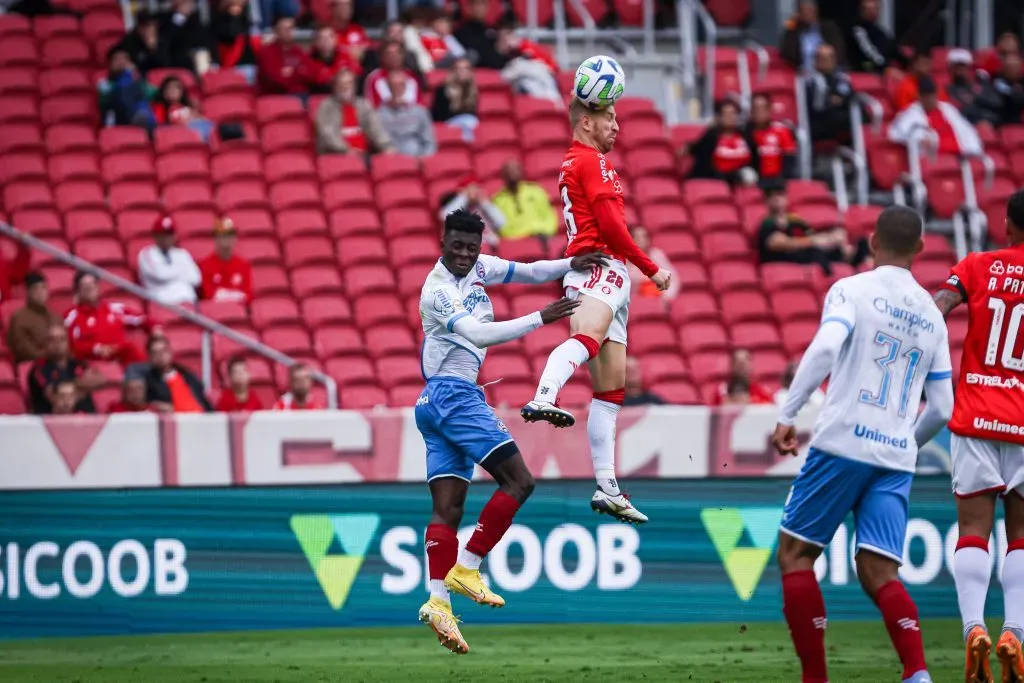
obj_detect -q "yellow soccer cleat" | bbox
[418,597,469,655]
[966,626,994,683]
[445,564,506,608]
[997,631,1024,683]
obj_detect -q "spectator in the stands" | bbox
[143,336,212,413]
[441,176,504,246]
[65,272,152,365]
[0,234,30,303]
[108,376,151,413]
[315,68,393,156]
[309,24,357,94]
[626,226,679,301]
[215,356,264,411]
[27,324,102,414]
[431,57,479,141]
[889,75,983,157]
[491,159,556,242]
[455,0,504,69]
[211,0,259,82]
[806,43,855,145]
[412,8,466,72]
[98,46,156,133]
[331,0,369,68]
[758,185,870,276]
[713,348,773,406]
[894,49,938,112]
[138,215,202,306]
[199,216,254,304]
[779,0,845,72]
[622,357,665,406]
[846,0,899,74]
[159,0,215,74]
[152,76,215,141]
[978,51,1024,127]
[274,363,324,410]
[981,32,1022,78]
[774,361,825,410]
[7,272,61,364]
[50,381,84,416]
[116,10,171,76]
[361,20,424,83]
[258,15,315,95]
[495,20,561,103]
[686,99,760,187]
[746,93,797,184]
[364,40,423,108]
[945,48,998,127]
[377,70,437,157]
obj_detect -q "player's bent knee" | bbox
[777,533,820,573]
[854,551,899,598]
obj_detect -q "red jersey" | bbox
[216,390,263,412]
[941,242,1024,445]
[559,141,658,276]
[199,253,253,304]
[711,131,753,175]
[751,123,796,179]
[273,393,324,410]
[64,301,149,360]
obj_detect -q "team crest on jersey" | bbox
[496,418,509,434]
[991,261,1005,275]
[475,262,486,279]
[824,286,846,313]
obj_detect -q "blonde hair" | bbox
[568,97,591,129]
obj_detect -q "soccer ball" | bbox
[574,55,625,109]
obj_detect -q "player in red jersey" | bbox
[520,98,671,524]
[933,189,1024,683]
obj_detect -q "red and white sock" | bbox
[589,389,623,495]
[533,334,599,403]
[876,580,928,680]
[954,535,991,640]
[425,523,458,602]
[782,569,829,683]
[1002,538,1024,642]
[459,491,521,569]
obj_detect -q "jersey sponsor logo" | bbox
[561,158,574,168]
[965,373,1023,389]
[853,423,909,449]
[991,261,1024,276]
[462,288,490,314]
[972,416,1024,436]
[873,297,936,333]
[416,394,429,406]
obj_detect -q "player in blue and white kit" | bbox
[416,209,606,655]
[771,206,954,683]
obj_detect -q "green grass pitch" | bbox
[0,619,984,682]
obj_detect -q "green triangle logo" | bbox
[291,514,381,610]
[701,507,783,602]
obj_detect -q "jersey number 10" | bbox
[859,332,923,418]
[985,298,1024,371]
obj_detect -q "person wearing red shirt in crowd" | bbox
[315,68,394,156]
[0,234,31,303]
[712,348,774,406]
[273,363,324,410]
[687,99,761,187]
[64,272,154,366]
[199,216,253,304]
[888,76,983,157]
[257,15,315,95]
[216,356,264,411]
[363,40,422,108]
[211,0,260,72]
[746,93,797,183]
[308,24,359,93]
[331,0,368,69]
[893,49,947,112]
[108,376,152,413]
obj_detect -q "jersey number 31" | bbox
[859,332,923,418]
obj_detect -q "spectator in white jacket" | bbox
[138,215,201,305]
[888,75,983,158]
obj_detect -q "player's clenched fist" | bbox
[771,423,799,456]
[650,268,672,291]
[540,297,581,324]
[569,252,610,271]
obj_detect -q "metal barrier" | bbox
[0,221,339,409]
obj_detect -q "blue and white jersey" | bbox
[810,266,953,472]
[419,254,521,383]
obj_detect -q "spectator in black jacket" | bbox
[806,43,855,144]
[779,0,845,72]
[116,10,171,76]
[142,336,213,413]
[846,0,900,74]
[211,0,258,81]
[431,57,479,141]
[686,99,761,187]
[945,48,999,127]
[27,325,103,414]
[454,0,505,69]
[160,0,216,73]
[978,51,1024,127]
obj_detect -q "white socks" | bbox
[458,548,482,570]
[429,579,449,601]
[1003,547,1024,641]
[954,544,991,640]
[589,398,621,495]
[534,337,591,403]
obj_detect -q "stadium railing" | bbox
[0,220,340,409]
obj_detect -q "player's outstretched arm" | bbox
[498,253,609,285]
[451,298,580,348]
[932,288,963,318]
[590,197,671,290]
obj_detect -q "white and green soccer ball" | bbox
[573,55,625,109]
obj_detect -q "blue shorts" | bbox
[415,376,517,482]
[781,448,913,564]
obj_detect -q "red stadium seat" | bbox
[47,152,100,184]
[164,181,216,212]
[262,326,312,356]
[867,138,909,190]
[475,120,519,150]
[843,204,882,240]
[1,154,47,184]
[669,291,719,325]
[317,154,367,183]
[782,320,820,357]
[340,384,389,409]
[55,181,105,212]
[211,149,264,184]
[710,261,759,292]
[251,264,290,296]
[628,322,678,354]
[520,119,571,151]
[381,207,435,239]
[787,180,835,208]
[156,152,211,185]
[269,180,321,211]
[682,179,732,207]
[282,235,335,269]
[642,203,691,233]
[490,381,538,408]
[0,67,40,97]
[202,69,251,96]
[314,324,363,359]
[687,350,731,387]
[154,127,207,155]
[0,95,39,125]
[760,262,813,291]
[702,231,752,262]
[216,181,270,212]
[679,321,729,354]
[108,182,161,213]
[4,182,55,213]
[40,94,97,127]
[692,205,742,234]
[798,205,843,231]
[0,36,37,68]
[353,294,405,328]
[641,353,689,384]
[256,95,307,124]
[323,179,375,212]
[264,151,317,184]
[64,209,114,240]
[11,209,64,238]
[101,151,156,185]
[99,126,150,154]
[371,154,420,182]
[329,207,381,238]
[729,321,781,351]
[251,296,302,329]
[719,290,771,325]
[203,94,255,125]
[478,352,534,385]
[82,13,124,42]
[41,37,92,68]
[337,235,388,268]
[344,264,396,297]
[634,177,682,205]
[769,289,820,323]
[422,150,473,180]
[366,326,416,360]
[275,208,327,239]
[390,235,439,268]
[0,14,31,38]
